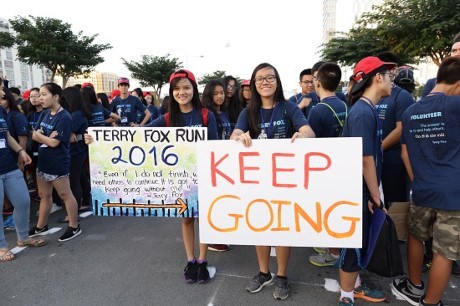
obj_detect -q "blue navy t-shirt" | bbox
[147,105,160,121]
[37,109,72,175]
[235,101,308,139]
[27,110,43,131]
[343,99,382,206]
[401,94,460,210]
[291,92,348,118]
[111,95,147,126]
[307,96,347,137]
[216,111,232,140]
[422,78,436,98]
[0,108,18,175]
[376,86,414,164]
[89,103,112,127]
[7,110,28,142]
[70,110,89,158]
[147,108,218,140]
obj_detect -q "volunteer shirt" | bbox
[342,99,383,206]
[216,111,232,140]
[235,101,308,139]
[37,109,72,176]
[147,108,218,140]
[89,103,112,127]
[70,110,89,158]
[376,86,414,164]
[0,108,18,175]
[147,105,160,121]
[401,94,460,210]
[111,95,146,126]
[27,110,43,131]
[290,92,347,118]
[307,96,347,137]
[422,78,436,97]
[7,110,28,141]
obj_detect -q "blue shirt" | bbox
[147,108,218,140]
[235,101,308,139]
[307,96,347,137]
[0,108,18,175]
[147,105,160,122]
[111,95,147,126]
[216,111,232,140]
[343,99,382,205]
[289,92,347,118]
[376,86,414,164]
[6,110,28,142]
[401,94,460,210]
[37,109,72,175]
[89,103,112,127]
[70,110,89,158]
[422,78,436,98]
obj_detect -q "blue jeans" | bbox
[0,169,30,248]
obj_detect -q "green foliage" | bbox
[9,16,111,86]
[198,70,227,85]
[0,32,15,49]
[321,0,459,67]
[121,54,181,97]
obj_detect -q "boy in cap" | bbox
[391,57,460,306]
[338,56,396,306]
[110,77,151,126]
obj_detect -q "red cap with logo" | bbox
[351,56,396,94]
[22,89,31,100]
[169,69,196,84]
[110,89,121,98]
[241,79,250,87]
[118,77,130,86]
[81,82,94,89]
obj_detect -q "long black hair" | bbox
[247,63,286,138]
[62,86,92,120]
[222,75,242,125]
[168,73,202,127]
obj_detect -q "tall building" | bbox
[323,0,338,43]
[63,71,119,93]
[0,17,48,90]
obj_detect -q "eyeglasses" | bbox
[254,75,276,85]
[29,95,40,99]
[379,72,395,81]
[227,84,237,89]
[301,80,314,85]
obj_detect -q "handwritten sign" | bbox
[87,127,206,218]
[197,138,363,248]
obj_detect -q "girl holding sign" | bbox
[148,69,218,283]
[30,83,81,242]
[230,63,314,300]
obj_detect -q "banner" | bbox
[87,127,206,218]
[198,138,363,248]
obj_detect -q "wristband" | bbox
[17,149,24,154]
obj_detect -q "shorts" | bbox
[408,204,460,261]
[340,209,370,272]
[36,169,70,182]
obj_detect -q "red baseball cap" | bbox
[241,79,250,87]
[169,69,196,84]
[81,82,94,89]
[351,56,396,94]
[22,89,31,100]
[118,77,130,86]
[110,89,121,98]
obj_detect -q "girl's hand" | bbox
[84,134,94,145]
[235,131,252,148]
[291,132,302,143]
[50,131,58,138]
[18,150,32,166]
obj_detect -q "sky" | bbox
[4,0,324,94]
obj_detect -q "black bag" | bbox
[366,213,404,277]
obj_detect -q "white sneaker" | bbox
[35,203,62,216]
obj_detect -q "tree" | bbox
[0,32,15,49]
[122,54,181,97]
[361,0,460,66]
[198,71,243,86]
[9,16,111,86]
[321,27,414,67]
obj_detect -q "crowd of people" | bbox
[1,34,460,306]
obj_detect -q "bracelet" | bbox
[17,149,24,154]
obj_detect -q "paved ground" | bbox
[1,202,459,306]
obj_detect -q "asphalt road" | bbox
[1,203,459,306]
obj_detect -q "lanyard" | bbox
[260,103,277,138]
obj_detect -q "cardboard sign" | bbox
[198,138,363,248]
[87,127,206,218]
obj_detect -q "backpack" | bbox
[317,100,348,137]
[163,108,209,127]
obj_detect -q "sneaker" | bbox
[338,297,355,305]
[197,261,210,283]
[58,226,82,242]
[422,256,432,273]
[29,225,49,237]
[3,215,15,229]
[273,276,290,300]
[208,244,229,252]
[184,260,198,283]
[309,251,339,267]
[391,277,424,306]
[313,247,327,254]
[354,285,386,303]
[246,272,274,293]
[419,295,443,306]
